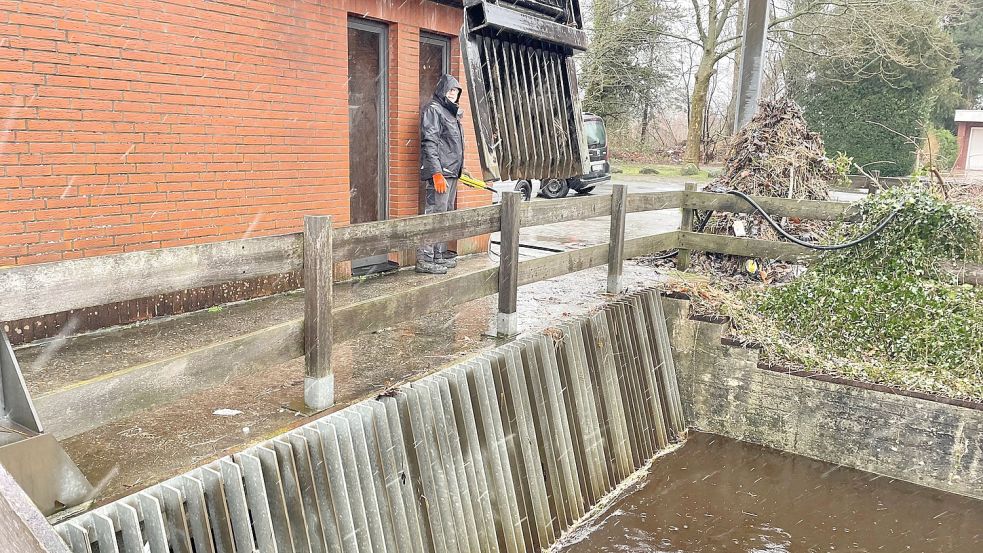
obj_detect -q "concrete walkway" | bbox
[17,180,683,508]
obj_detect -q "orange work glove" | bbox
[433,173,447,194]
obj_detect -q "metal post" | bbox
[677,182,697,271]
[497,191,521,337]
[733,0,769,132]
[304,215,334,410]
[607,184,627,294]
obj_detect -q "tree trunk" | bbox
[684,59,715,166]
[640,100,650,146]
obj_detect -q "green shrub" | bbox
[933,127,958,172]
[747,186,982,397]
[799,79,930,177]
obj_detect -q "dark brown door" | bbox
[348,18,389,272]
[418,34,450,216]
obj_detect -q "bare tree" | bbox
[664,0,965,166]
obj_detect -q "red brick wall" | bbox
[0,0,486,268]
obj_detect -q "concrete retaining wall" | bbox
[662,295,983,501]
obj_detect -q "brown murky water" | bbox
[556,433,983,552]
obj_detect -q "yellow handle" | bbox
[459,174,493,191]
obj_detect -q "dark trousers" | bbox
[417,176,458,263]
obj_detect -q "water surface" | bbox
[556,432,983,552]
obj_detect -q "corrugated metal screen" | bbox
[461,0,591,182]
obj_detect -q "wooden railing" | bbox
[0,186,868,411]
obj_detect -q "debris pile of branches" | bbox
[708,96,843,200]
[688,98,848,273]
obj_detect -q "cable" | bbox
[724,190,898,251]
[489,188,898,264]
[647,189,898,260]
[489,239,565,254]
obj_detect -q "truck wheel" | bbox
[515,180,532,201]
[540,178,569,199]
[575,186,595,195]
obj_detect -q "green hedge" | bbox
[799,79,931,177]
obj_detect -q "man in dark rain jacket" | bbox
[417,74,465,274]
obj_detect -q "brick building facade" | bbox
[954,110,983,176]
[0,0,485,270]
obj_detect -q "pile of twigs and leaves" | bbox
[665,186,983,401]
[674,97,852,276]
[709,97,845,200]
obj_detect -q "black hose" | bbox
[724,190,898,251]
[489,239,565,254]
[647,189,898,260]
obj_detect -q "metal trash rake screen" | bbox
[461,0,591,183]
[55,289,684,553]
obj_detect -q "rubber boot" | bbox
[415,260,448,274]
[437,256,457,269]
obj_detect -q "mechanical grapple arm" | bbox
[461,0,591,182]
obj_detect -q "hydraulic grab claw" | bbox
[461,0,591,182]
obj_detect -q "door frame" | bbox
[969,126,983,171]
[420,32,451,77]
[348,17,390,222]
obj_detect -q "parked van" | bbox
[540,112,611,199]
[492,113,611,201]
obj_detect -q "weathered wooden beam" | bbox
[676,231,818,262]
[304,216,334,411]
[330,195,622,265]
[518,232,679,286]
[683,191,861,221]
[332,206,501,263]
[0,234,303,321]
[623,232,679,261]
[677,183,697,271]
[519,243,608,286]
[607,184,627,293]
[498,192,522,337]
[519,195,611,227]
[625,191,681,213]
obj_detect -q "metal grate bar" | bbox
[462,0,590,182]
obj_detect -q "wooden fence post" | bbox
[497,191,521,337]
[677,182,697,271]
[607,183,627,294]
[304,215,334,411]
